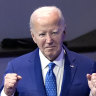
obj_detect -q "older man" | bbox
[0,6,96,96]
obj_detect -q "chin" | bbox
[46,52,56,58]
[46,52,54,56]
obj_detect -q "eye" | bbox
[52,31,58,35]
[39,33,46,37]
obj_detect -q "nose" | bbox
[46,34,53,44]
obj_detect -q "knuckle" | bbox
[92,73,96,76]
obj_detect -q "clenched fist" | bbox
[4,73,22,96]
[87,73,96,96]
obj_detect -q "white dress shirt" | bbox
[39,48,64,96]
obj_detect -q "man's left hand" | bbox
[87,73,96,96]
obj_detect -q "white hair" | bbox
[30,6,65,33]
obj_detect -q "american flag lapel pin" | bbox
[70,64,75,68]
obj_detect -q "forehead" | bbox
[33,19,62,33]
[37,11,60,24]
[34,14,62,31]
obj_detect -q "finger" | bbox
[86,74,91,81]
[5,73,18,77]
[4,74,21,87]
[7,83,16,89]
[5,73,18,80]
[91,74,96,84]
[17,75,22,80]
[92,73,96,79]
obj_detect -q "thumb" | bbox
[86,74,91,81]
[15,75,22,87]
[17,75,22,81]
[86,74,95,90]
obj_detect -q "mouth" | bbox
[45,46,56,49]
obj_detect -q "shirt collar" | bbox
[39,48,64,70]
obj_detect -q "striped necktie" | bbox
[45,62,57,96]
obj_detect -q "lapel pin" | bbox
[64,50,66,54]
[70,65,75,68]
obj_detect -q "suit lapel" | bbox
[60,46,77,96]
[34,49,46,96]
[28,48,46,96]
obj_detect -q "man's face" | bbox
[31,14,65,61]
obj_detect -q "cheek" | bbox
[59,34,65,43]
[57,35,64,43]
[37,40,45,48]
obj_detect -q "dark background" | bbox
[0,0,96,41]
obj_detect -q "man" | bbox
[0,6,96,96]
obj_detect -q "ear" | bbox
[62,30,66,41]
[63,24,67,36]
[63,30,66,35]
[31,32,37,44]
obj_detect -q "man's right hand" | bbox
[4,73,22,96]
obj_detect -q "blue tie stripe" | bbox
[45,62,57,96]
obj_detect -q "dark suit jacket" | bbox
[0,46,96,96]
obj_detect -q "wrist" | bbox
[91,89,96,96]
[4,87,15,96]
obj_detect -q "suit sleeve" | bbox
[0,61,15,94]
[92,61,96,73]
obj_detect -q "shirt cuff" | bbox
[89,91,94,96]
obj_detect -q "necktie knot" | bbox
[48,62,55,70]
